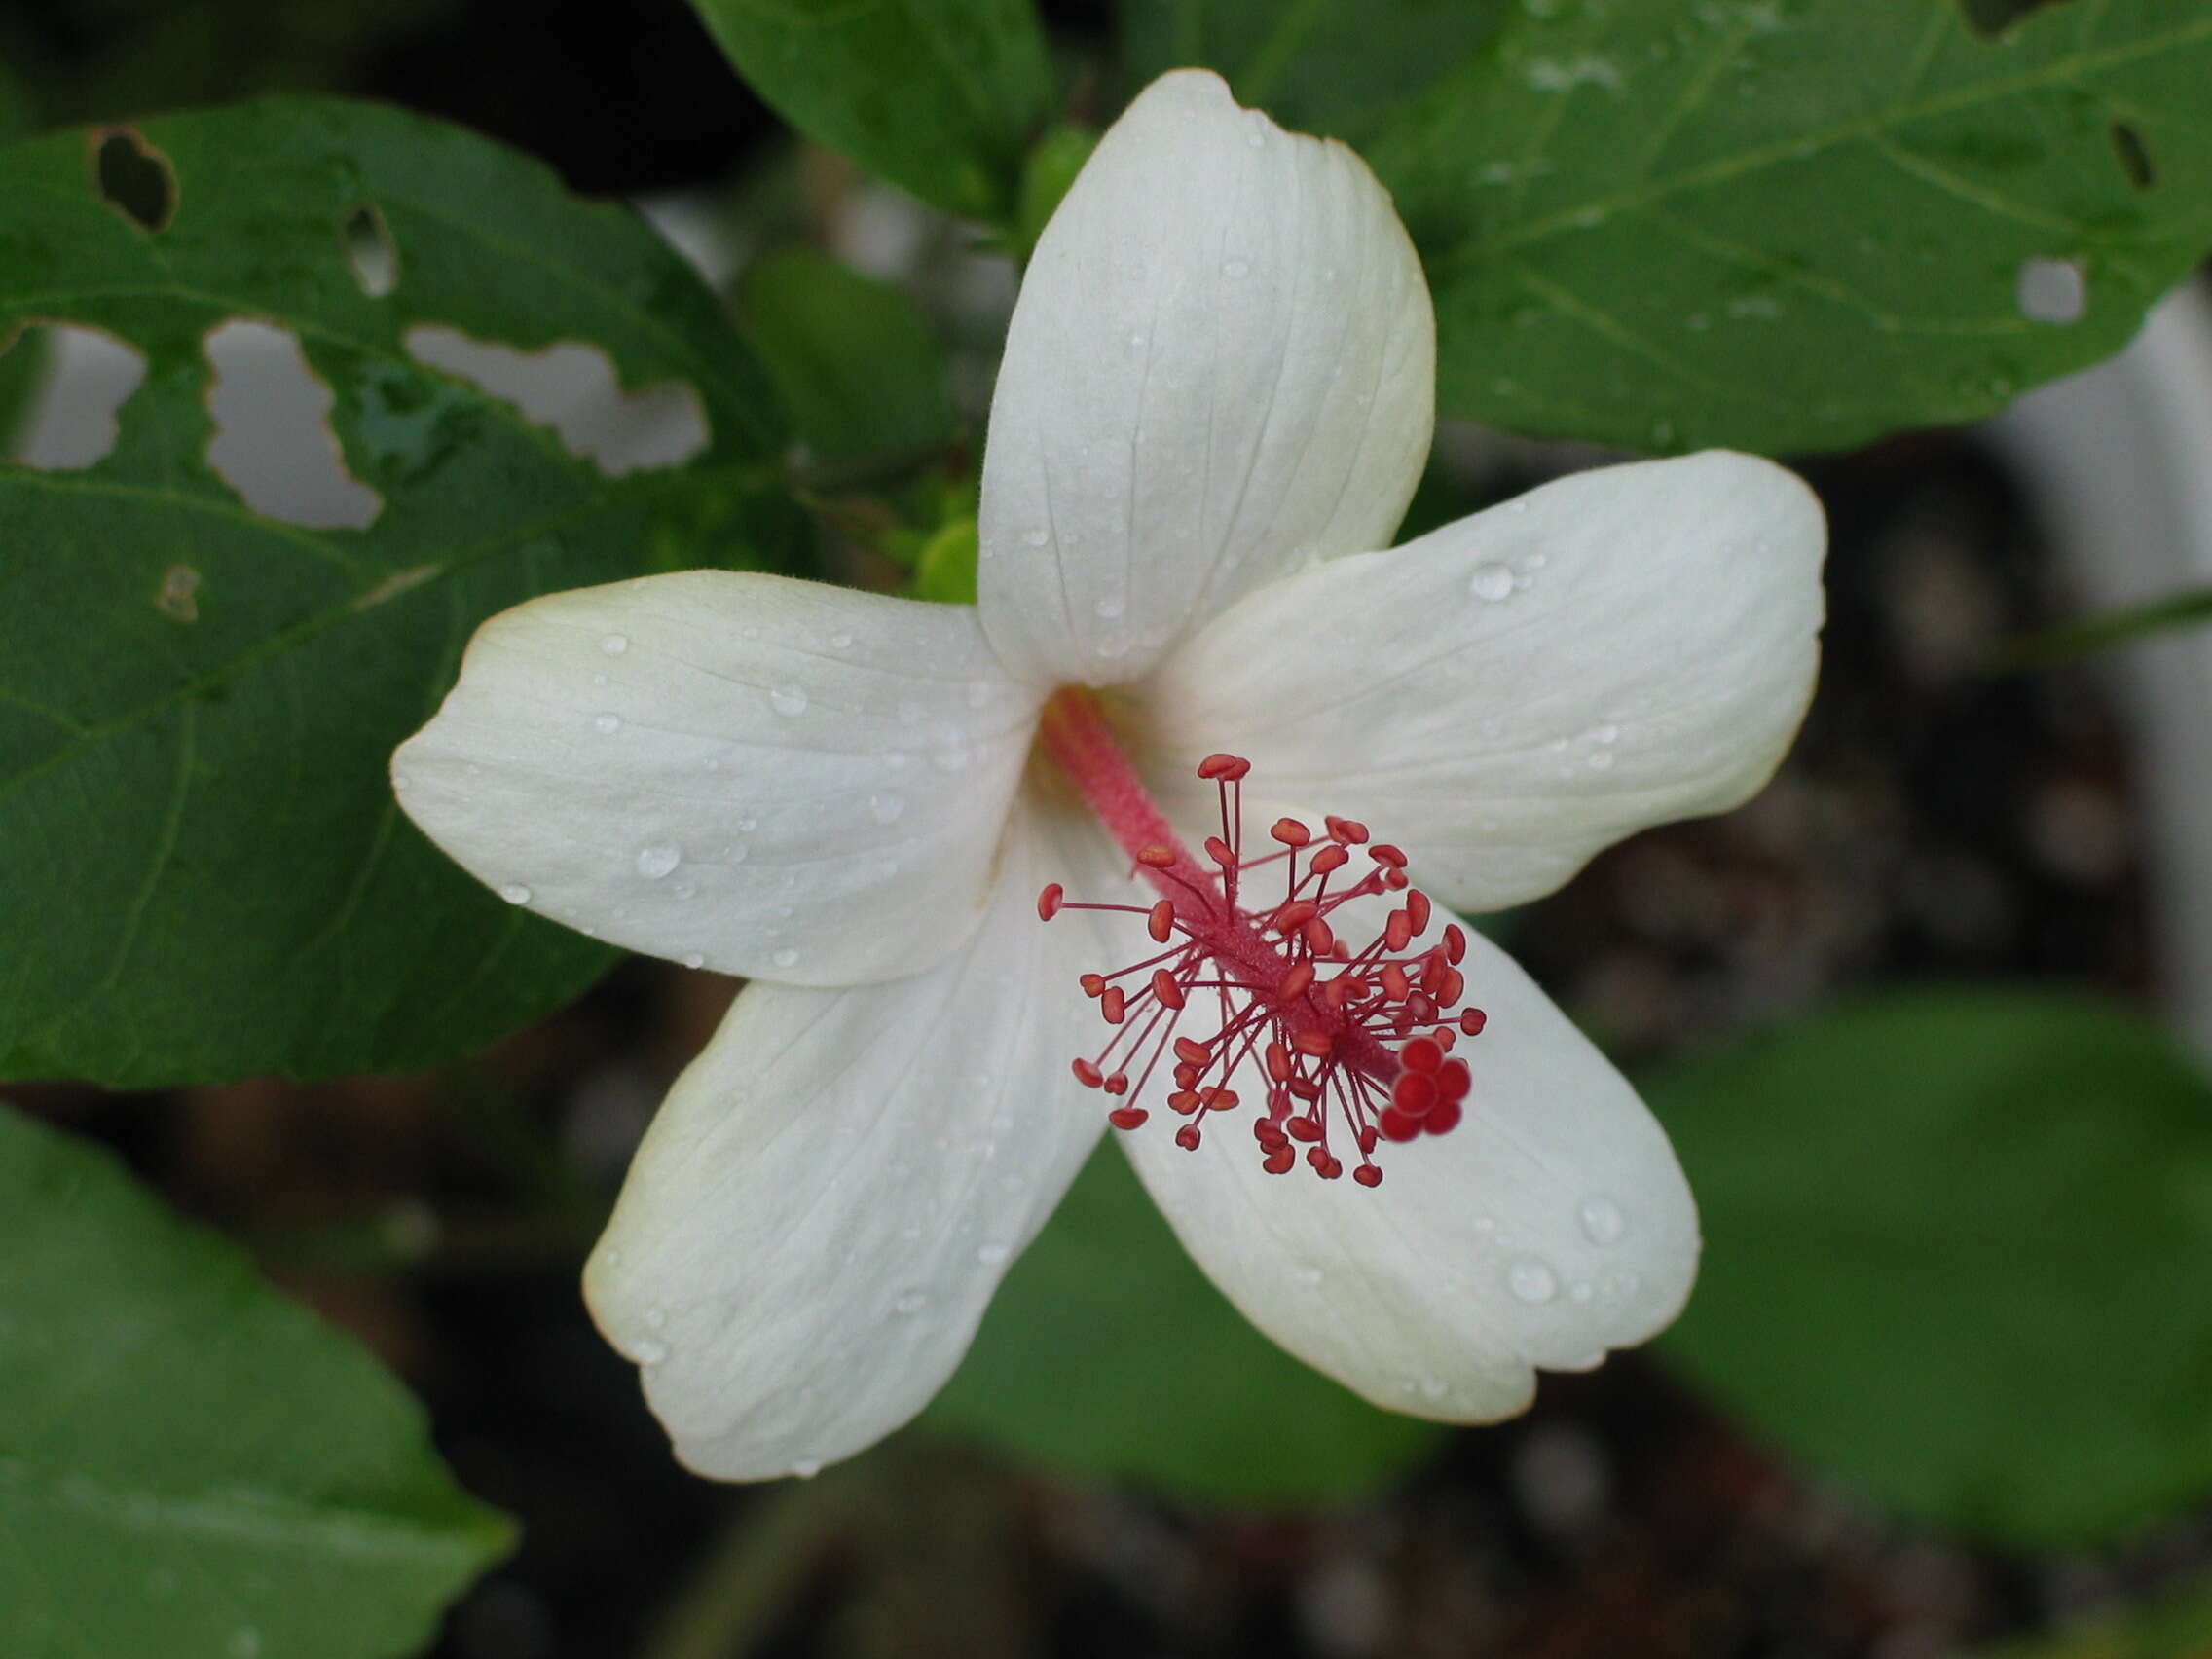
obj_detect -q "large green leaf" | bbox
[1648,989,2212,1548]
[929,1142,1441,1503]
[0,1105,510,1657]
[687,0,1052,222]
[1121,0,1512,148]
[1368,0,2212,453]
[0,99,800,1088]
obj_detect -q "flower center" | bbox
[1035,687,1485,1187]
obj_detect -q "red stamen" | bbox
[1033,689,1490,1191]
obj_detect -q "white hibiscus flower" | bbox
[392,69,1825,1481]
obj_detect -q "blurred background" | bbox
[7,0,2212,1654]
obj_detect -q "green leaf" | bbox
[1971,1573,2212,1659]
[1994,582,2212,670]
[928,1142,1441,1503]
[1367,0,2212,453]
[1121,0,1512,147]
[0,1104,510,1658]
[1014,123,1097,259]
[741,248,957,465]
[687,0,1053,222]
[910,514,978,604]
[0,98,800,1088]
[1648,988,2212,1548]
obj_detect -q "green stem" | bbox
[1991,584,2212,671]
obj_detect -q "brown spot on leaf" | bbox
[158,564,201,621]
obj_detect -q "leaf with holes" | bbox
[688,0,1052,222]
[0,100,801,1087]
[1365,0,2212,453]
[1649,989,2212,1548]
[928,1142,1441,1502]
[0,1104,512,1658]
[1120,0,1514,149]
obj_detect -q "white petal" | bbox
[1142,453,1825,914]
[583,795,1130,1480]
[393,571,1041,985]
[1119,920,1697,1420]
[977,68,1434,686]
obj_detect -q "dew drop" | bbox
[593,713,621,733]
[1127,331,1147,350]
[1586,750,1615,770]
[1419,1377,1449,1401]
[829,630,854,649]
[1507,1258,1559,1304]
[635,1337,668,1364]
[1469,562,1516,602]
[894,1290,929,1315]
[600,632,629,656]
[1023,528,1050,548]
[976,1242,1011,1266]
[1569,1280,1595,1303]
[791,1457,823,1480]
[1579,1196,1626,1244]
[725,843,749,865]
[770,682,809,716]
[1093,594,1126,619]
[1222,257,1251,279]
[636,844,682,880]
[682,952,706,970]
[499,882,533,904]
[869,793,906,824]
[772,947,799,968]
[1294,1264,1324,1286]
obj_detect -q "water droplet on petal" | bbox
[976,1242,1011,1266]
[1023,528,1050,548]
[771,947,799,969]
[593,713,621,733]
[682,951,706,970]
[870,793,906,824]
[499,883,532,904]
[894,1290,928,1315]
[1093,594,1126,620]
[1469,563,1516,602]
[1579,1196,1626,1244]
[634,1337,668,1364]
[1508,1258,1559,1304]
[637,844,682,880]
[770,683,808,716]
[791,1457,822,1480]
[1222,257,1251,279]
[600,632,629,656]
[829,630,854,648]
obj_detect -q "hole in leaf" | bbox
[342,203,399,298]
[157,564,201,622]
[2016,256,2087,324]
[403,324,709,476]
[2109,120,2156,191]
[92,129,175,232]
[3,321,146,469]
[203,319,382,529]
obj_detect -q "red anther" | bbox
[1174,1037,1209,1065]
[1175,1124,1202,1151]
[1037,883,1064,920]
[1137,844,1177,868]
[1264,1147,1297,1174]
[1072,1058,1104,1088]
[1108,1106,1149,1130]
[1391,1071,1438,1116]
[1408,991,1437,1024]
[1203,1088,1239,1111]
[1169,1089,1202,1115]
[1286,1115,1323,1143]
[1419,954,1448,998]
[1307,1147,1344,1179]
[1435,966,1464,1007]
[1304,918,1335,954]
[1401,1037,1443,1075]
[1278,962,1315,1000]
[1205,835,1236,866]
[1325,816,1369,845]
[1378,1108,1421,1143]
[1103,1073,1129,1097]
[1101,986,1126,1023]
[1317,1155,1344,1180]
[1443,924,1467,965]
[1287,1076,1321,1102]
[1152,968,1187,1010]
[1267,1042,1293,1082]
[1423,1100,1462,1135]
[1382,867,1409,890]
[1274,900,1320,933]
[1197,752,1245,780]
[1437,1060,1470,1104]
[1255,1119,1289,1148]
[1380,963,1410,1002]
[1371,844,1407,868]
[1433,1027,1457,1052]
[1460,1008,1489,1036]
[1406,890,1432,935]
[1148,899,1175,942]
[1352,1163,1382,1188]
[1293,1029,1334,1057]
[1173,1063,1200,1089]
[1322,975,1355,1011]
[1384,911,1415,952]
[1310,844,1349,875]
[1080,973,1106,998]
[1270,817,1312,847]
[1355,1125,1379,1156]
